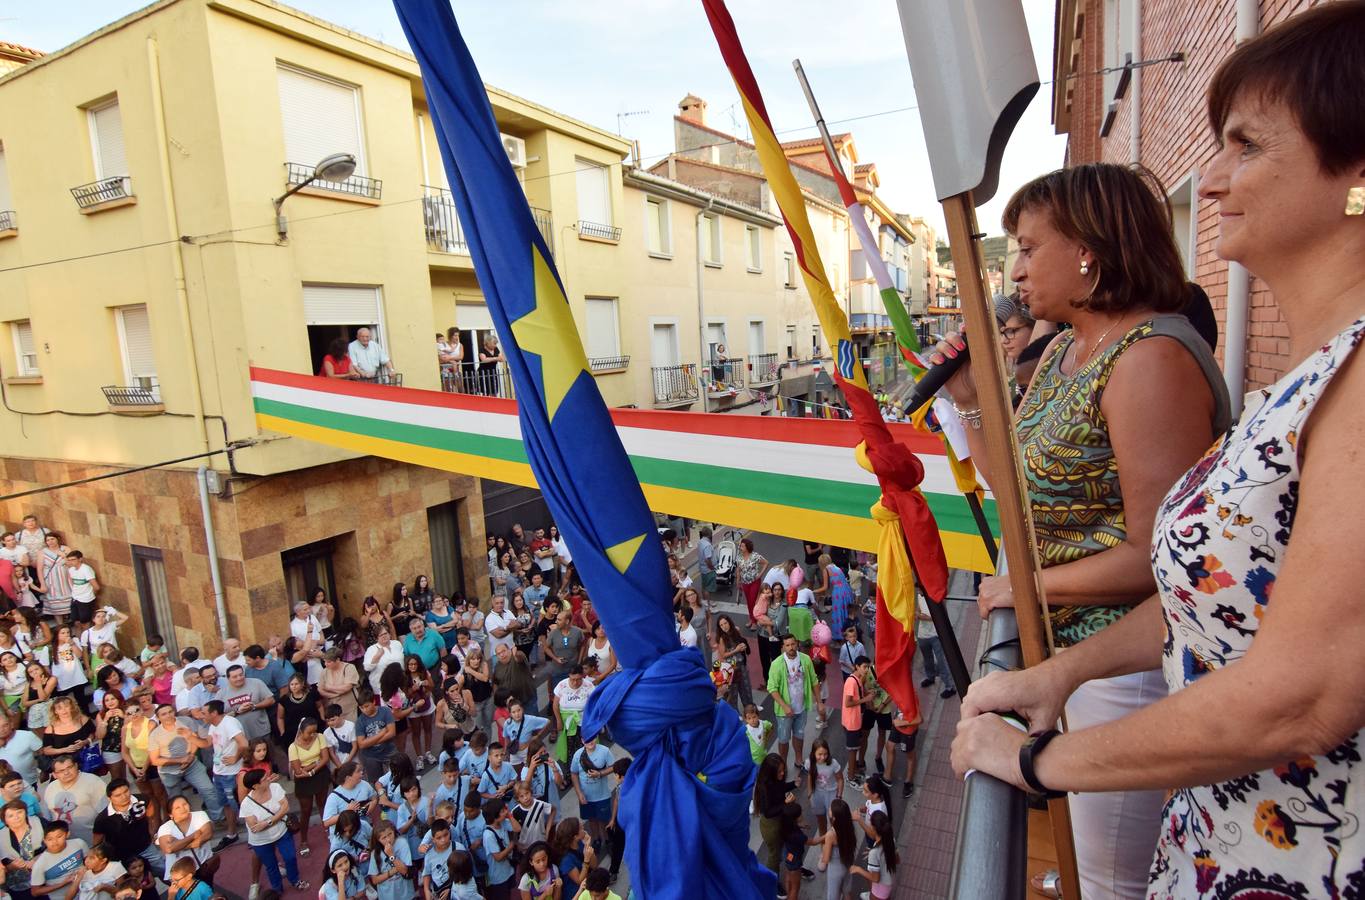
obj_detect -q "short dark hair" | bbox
[106,778,131,797]
[46,820,70,835]
[242,769,266,791]
[482,797,505,820]
[226,665,245,677]
[584,868,612,891]
[205,700,225,716]
[244,645,267,660]
[1207,2,1365,176]
[1003,163,1186,315]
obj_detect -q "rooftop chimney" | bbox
[678,93,707,126]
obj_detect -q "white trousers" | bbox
[1063,668,1168,900]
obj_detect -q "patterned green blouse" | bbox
[1014,315,1229,647]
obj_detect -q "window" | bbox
[301,284,384,374]
[1102,0,1136,102]
[786,324,797,359]
[575,159,611,226]
[132,546,177,659]
[706,322,726,363]
[584,297,622,360]
[87,99,128,180]
[646,197,671,256]
[426,501,466,598]
[812,325,822,356]
[0,142,12,213]
[277,65,366,175]
[281,538,337,613]
[115,305,157,390]
[651,323,680,367]
[748,320,766,357]
[1169,172,1198,278]
[746,225,762,272]
[784,252,797,288]
[11,320,37,376]
[702,213,722,266]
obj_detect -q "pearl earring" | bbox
[1079,261,1090,276]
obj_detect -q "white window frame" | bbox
[1102,0,1136,103]
[584,296,622,361]
[114,304,158,393]
[783,252,797,288]
[276,64,369,177]
[645,196,672,258]
[11,320,38,376]
[702,213,722,267]
[86,98,128,181]
[649,317,682,368]
[745,224,762,273]
[748,319,766,357]
[1168,170,1199,279]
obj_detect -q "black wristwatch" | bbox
[1018,728,1066,799]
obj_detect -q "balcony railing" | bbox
[71,176,134,209]
[651,363,699,407]
[422,186,468,254]
[577,220,621,242]
[0,210,14,232]
[531,207,554,258]
[748,352,779,385]
[442,363,515,400]
[102,383,161,407]
[589,355,630,373]
[356,372,403,387]
[703,358,746,397]
[285,162,382,201]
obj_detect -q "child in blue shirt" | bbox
[453,793,486,880]
[432,759,469,814]
[421,821,456,900]
[392,778,429,861]
[367,821,414,900]
[476,743,519,801]
[479,799,518,899]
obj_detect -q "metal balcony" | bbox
[442,363,515,400]
[577,220,622,242]
[748,352,779,386]
[589,355,630,374]
[102,383,162,409]
[0,210,14,233]
[651,363,699,408]
[531,207,554,258]
[703,358,746,398]
[285,162,381,201]
[422,186,468,254]
[355,372,403,387]
[71,176,134,209]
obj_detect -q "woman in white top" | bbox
[80,607,128,657]
[50,624,89,699]
[583,622,616,681]
[363,628,404,695]
[289,603,326,685]
[240,768,309,893]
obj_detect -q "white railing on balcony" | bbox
[748,352,779,385]
[442,363,515,400]
[703,358,746,397]
[651,364,699,407]
[0,211,15,232]
[71,176,134,209]
[423,186,468,254]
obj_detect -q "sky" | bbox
[6,0,1068,238]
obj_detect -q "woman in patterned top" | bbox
[952,6,1365,899]
[935,163,1232,894]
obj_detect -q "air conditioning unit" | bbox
[500,133,527,169]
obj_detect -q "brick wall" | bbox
[1066,0,1318,389]
[0,456,485,655]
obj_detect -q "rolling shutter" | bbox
[575,160,610,225]
[119,305,156,380]
[90,101,128,179]
[277,66,365,174]
[302,285,380,326]
[584,298,619,359]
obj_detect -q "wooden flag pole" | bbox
[941,193,1081,900]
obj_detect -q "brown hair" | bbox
[1207,1,1365,176]
[1003,163,1186,315]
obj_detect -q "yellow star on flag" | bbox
[511,245,590,421]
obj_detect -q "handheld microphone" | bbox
[905,337,969,413]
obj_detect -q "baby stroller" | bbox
[713,537,737,593]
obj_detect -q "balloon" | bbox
[810,621,832,647]
[789,567,804,589]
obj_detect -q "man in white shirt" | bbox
[212,638,246,678]
[676,607,698,649]
[205,701,245,846]
[64,551,100,624]
[42,757,108,845]
[347,327,390,379]
[484,594,519,655]
[0,532,29,568]
[762,559,795,593]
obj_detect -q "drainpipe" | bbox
[197,466,230,644]
[696,198,715,413]
[147,37,211,453]
[1223,0,1259,415]
[1129,0,1142,164]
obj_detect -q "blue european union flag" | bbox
[392,3,770,898]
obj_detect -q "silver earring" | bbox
[1080,261,1090,275]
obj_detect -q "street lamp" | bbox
[273,152,357,238]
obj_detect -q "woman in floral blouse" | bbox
[953,7,1365,897]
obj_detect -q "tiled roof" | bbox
[780,133,851,151]
[0,41,44,60]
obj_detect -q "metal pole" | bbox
[949,607,1028,900]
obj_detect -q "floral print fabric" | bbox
[1147,317,1365,898]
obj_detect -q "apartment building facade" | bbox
[0,0,638,650]
[1054,0,1315,395]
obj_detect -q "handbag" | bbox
[285,813,302,834]
[77,741,104,774]
[26,699,49,730]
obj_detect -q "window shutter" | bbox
[90,101,128,179]
[747,226,761,270]
[277,66,365,174]
[575,161,610,226]
[119,305,156,380]
[0,145,11,211]
[646,199,663,253]
[14,321,37,375]
[301,285,381,326]
[748,321,764,357]
[584,298,619,359]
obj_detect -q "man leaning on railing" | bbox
[348,327,397,384]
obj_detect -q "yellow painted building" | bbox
[0,0,632,652]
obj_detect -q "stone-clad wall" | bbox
[0,455,486,654]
